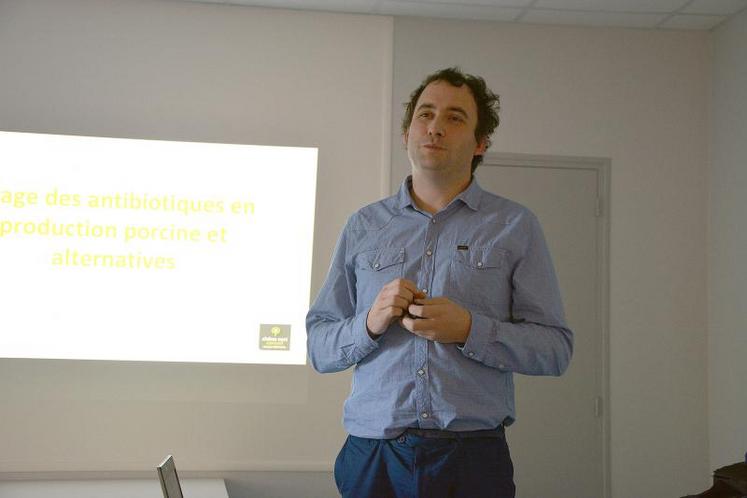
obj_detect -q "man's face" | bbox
[404,80,486,178]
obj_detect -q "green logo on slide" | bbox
[259,324,291,350]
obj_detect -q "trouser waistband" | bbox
[401,425,505,439]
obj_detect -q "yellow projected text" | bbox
[1,187,255,271]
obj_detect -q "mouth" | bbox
[423,144,446,151]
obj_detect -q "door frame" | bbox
[481,151,611,498]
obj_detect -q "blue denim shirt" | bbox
[307,177,573,438]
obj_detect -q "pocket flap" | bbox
[454,246,506,270]
[358,247,405,271]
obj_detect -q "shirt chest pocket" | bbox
[354,247,405,309]
[448,245,510,314]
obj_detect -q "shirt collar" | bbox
[396,175,483,212]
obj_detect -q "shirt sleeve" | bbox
[306,219,380,373]
[459,212,573,376]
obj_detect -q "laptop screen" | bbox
[157,455,184,498]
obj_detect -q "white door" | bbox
[476,157,607,498]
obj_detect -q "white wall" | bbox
[390,18,710,498]
[0,0,392,477]
[710,7,747,470]
[0,1,726,497]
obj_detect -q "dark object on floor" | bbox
[681,461,747,498]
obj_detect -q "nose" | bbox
[427,117,445,137]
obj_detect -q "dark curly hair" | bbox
[401,67,500,173]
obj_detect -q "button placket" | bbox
[413,217,438,429]
[418,218,437,299]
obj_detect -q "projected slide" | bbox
[0,131,317,365]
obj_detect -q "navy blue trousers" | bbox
[333,431,516,498]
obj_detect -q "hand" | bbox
[366,279,426,337]
[401,297,472,344]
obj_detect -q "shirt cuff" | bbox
[350,309,380,359]
[459,312,508,371]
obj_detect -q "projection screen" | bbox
[0,131,317,365]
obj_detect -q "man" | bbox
[306,67,573,498]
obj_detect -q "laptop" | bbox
[157,455,184,498]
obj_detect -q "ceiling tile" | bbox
[683,0,747,15]
[374,1,523,21]
[660,14,728,29]
[180,0,747,30]
[533,0,688,13]
[402,0,532,5]
[522,9,667,27]
[227,0,377,12]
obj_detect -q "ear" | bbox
[474,136,487,155]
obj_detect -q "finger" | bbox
[402,317,433,336]
[414,297,449,305]
[410,300,441,318]
[398,279,429,300]
[407,304,427,319]
[390,278,419,294]
[381,280,412,302]
[383,295,411,311]
[397,288,427,306]
[395,287,415,304]
[373,302,404,316]
[407,317,433,333]
[405,323,436,341]
[384,306,405,321]
[394,295,412,310]
[412,287,428,299]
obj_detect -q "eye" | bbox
[417,111,433,119]
[449,115,465,123]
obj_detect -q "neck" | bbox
[409,170,472,214]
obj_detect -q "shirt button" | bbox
[477,261,483,267]
[422,289,428,294]
[468,352,475,357]
[431,219,436,224]
[421,412,429,419]
[426,250,432,256]
[417,369,425,376]
[374,263,380,269]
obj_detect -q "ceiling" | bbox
[187,0,747,30]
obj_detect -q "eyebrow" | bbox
[415,103,470,119]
